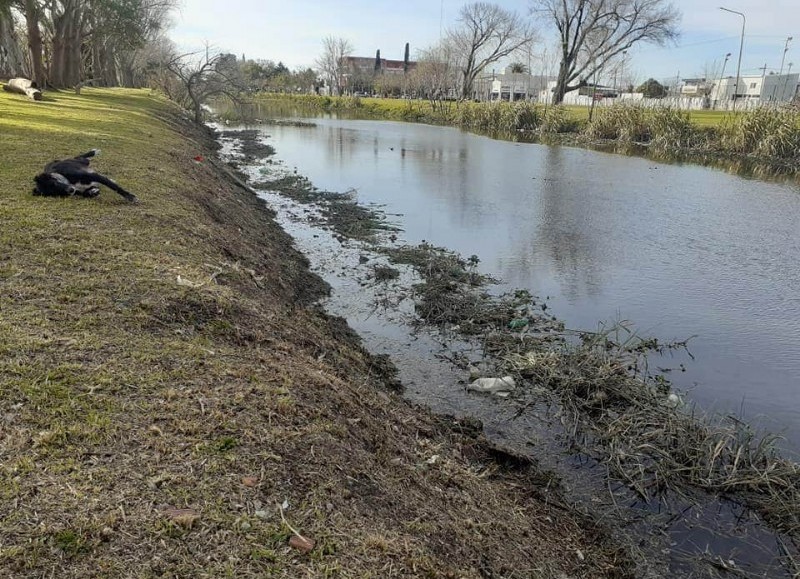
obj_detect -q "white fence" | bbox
[539,91,780,111]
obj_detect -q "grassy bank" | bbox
[243,94,800,174]
[0,88,635,577]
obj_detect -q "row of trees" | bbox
[315,0,680,104]
[0,0,682,117]
[0,0,175,88]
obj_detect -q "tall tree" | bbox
[9,0,175,89]
[408,41,460,105]
[20,0,46,86]
[314,36,353,96]
[49,0,85,88]
[0,0,26,78]
[448,2,536,100]
[531,0,680,104]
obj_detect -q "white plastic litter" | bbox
[466,376,516,395]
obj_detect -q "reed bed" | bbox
[718,107,800,160]
[586,105,704,151]
[586,105,650,143]
[504,325,800,540]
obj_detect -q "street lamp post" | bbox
[715,52,731,109]
[720,7,746,111]
[780,36,793,75]
[782,62,794,99]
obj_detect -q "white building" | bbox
[710,73,799,107]
[681,78,713,96]
[472,68,553,101]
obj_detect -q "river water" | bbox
[246,114,800,454]
[217,113,800,576]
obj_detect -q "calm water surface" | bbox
[257,116,800,452]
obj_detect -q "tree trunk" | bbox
[0,5,26,78]
[51,0,83,88]
[3,77,43,100]
[553,62,570,105]
[22,0,46,87]
[101,43,118,86]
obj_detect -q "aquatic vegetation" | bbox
[586,105,650,142]
[718,107,800,160]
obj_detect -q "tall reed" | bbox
[718,108,800,160]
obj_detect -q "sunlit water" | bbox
[247,115,800,454]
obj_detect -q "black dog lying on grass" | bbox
[33,149,138,203]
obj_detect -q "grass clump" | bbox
[718,107,800,160]
[382,243,561,336]
[586,105,650,143]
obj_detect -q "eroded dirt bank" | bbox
[0,90,630,577]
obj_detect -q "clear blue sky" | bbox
[171,0,800,84]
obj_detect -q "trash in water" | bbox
[466,376,516,395]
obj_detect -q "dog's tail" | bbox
[77,149,101,159]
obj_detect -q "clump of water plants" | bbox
[502,322,800,543]
[381,243,559,336]
[586,105,650,143]
[718,107,800,160]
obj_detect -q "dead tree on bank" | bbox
[531,0,680,104]
[166,50,245,124]
[448,2,536,100]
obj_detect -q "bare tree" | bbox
[408,41,461,108]
[532,0,680,104]
[314,36,353,96]
[447,2,536,100]
[166,48,245,124]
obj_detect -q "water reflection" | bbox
[244,114,800,453]
[534,146,605,302]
